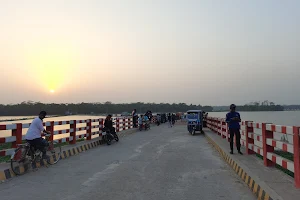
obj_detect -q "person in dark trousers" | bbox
[132,109,138,128]
[25,111,52,160]
[226,104,243,155]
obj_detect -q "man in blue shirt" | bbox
[226,104,243,155]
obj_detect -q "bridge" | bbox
[0,117,299,200]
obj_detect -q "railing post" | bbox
[218,119,221,136]
[99,119,104,137]
[129,117,132,129]
[293,126,300,188]
[116,118,120,132]
[86,119,92,140]
[245,121,255,155]
[46,121,54,142]
[222,120,226,139]
[70,120,76,144]
[262,123,275,167]
[123,118,126,131]
[226,123,230,142]
[12,123,23,148]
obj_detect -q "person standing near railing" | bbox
[226,104,243,155]
[132,109,138,128]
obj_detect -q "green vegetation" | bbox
[213,100,284,112]
[0,101,213,116]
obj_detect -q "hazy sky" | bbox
[0,0,299,106]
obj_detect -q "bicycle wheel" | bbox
[46,141,61,165]
[11,147,32,175]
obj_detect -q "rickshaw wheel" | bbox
[192,130,195,136]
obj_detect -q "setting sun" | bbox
[50,89,55,93]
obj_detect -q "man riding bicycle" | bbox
[25,111,52,160]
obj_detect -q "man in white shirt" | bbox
[25,111,52,159]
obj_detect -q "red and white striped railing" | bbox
[206,117,300,188]
[0,116,134,158]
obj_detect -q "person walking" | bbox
[168,113,172,128]
[226,104,243,155]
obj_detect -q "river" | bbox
[208,111,300,126]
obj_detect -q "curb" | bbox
[204,133,274,200]
[0,128,138,182]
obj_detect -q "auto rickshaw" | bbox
[186,110,204,135]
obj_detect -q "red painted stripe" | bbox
[272,155,276,163]
[0,150,6,156]
[272,140,276,147]
[281,126,287,134]
[0,125,6,130]
[0,138,6,143]
[257,148,260,154]
[282,143,288,152]
[271,124,276,132]
[282,160,288,169]
[256,123,259,128]
[257,135,260,141]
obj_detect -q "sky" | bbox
[0,0,299,106]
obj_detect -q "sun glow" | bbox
[26,41,78,93]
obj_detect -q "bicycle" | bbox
[10,134,62,175]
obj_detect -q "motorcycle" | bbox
[102,128,119,145]
[139,122,150,131]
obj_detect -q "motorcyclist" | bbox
[144,115,150,129]
[104,114,116,135]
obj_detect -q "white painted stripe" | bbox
[53,130,59,135]
[3,148,15,156]
[248,143,254,149]
[286,126,293,135]
[287,144,293,154]
[266,138,273,146]
[287,161,295,172]
[45,122,51,126]
[266,124,272,131]
[22,123,30,128]
[267,152,273,160]
[6,124,17,130]
[5,136,16,143]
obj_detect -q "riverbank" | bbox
[0,115,61,122]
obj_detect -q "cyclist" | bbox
[25,111,51,159]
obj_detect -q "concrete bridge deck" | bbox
[0,124,255,200]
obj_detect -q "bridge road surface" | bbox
[0,125,255,200]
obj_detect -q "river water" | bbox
[208,111,300,126]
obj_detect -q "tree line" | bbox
[213,101,284,112]
[0,101,214,116]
